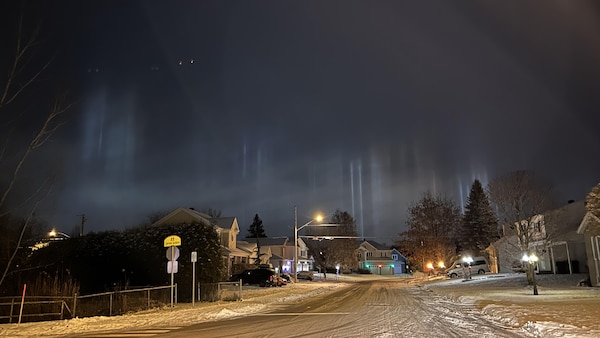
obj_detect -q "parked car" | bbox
[446,257,490,278]
[296,271,314,281]
[274,275,288,287]
[280,273,291,282]
[511,260,526,273]
[228,268,276,287]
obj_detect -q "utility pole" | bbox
[77,214,86,237]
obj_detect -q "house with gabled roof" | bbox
[577,211,600,286]
[151,207,248,276]
[244,237,314,274]
[356,240,407,275]
[487,200,587,275]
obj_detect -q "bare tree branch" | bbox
[0,15,50,110]
[0,181,53,287]
[0,99,68,211]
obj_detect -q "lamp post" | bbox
[462,256,473,280]
[522,253,539,295]
[48,228,71,239]
[294,206,323,283]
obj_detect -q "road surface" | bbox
[80,279,528,337]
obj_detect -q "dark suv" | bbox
[228,268,276,287]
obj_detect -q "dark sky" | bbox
[4,1,600,243]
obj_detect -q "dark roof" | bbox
[211,217,236,228]
[362,240,389,250]
[545,200,586,235]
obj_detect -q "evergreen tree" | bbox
[246,214,267,238]
[460,179,499,254]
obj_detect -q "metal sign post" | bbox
[164,235,182,308]
[191,251,197,307]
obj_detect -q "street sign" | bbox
[166,246,180,261]
[167,261,178,274]
[191,251,197,262]
[164,235,182,247]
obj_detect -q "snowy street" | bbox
[148,279,525,338]
[2,273,600,337]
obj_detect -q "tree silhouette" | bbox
[396,192,461,271]
[246,214,266,238]
[459,179,498,254]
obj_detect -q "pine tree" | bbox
[460,179,499,254]
[246,214,267,238]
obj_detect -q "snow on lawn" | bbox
[423,273,600,338]
[0,280,346,337]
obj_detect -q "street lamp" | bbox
[294,206,324,283]
[48,228,71,239]
[462,256,473,280]
[522,253,539,295]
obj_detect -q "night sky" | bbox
[4,1,600,243]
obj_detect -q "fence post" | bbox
[239,279,243,301]
[73,293,77,318]
[147,290,150,310]
[9,297,15,323]
[17,284,26,326]
[60,301,65,320]
[109,293,113,316]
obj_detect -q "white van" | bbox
[446,256,490,278]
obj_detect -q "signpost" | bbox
[164,235,181,308]
[191,251,197,307]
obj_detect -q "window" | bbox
[392,254,398,260]
[366,251,373,257]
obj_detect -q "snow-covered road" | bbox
[3,274,599,337]
[106,280,526,337]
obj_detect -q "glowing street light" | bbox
[522,253,539,295]
[462,256,473,280]
[294,207,331,283]
[48,228,71,239]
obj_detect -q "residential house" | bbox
[244,237,289,273]
[356,240,407,275]
[485,230,520,273]
[244,237,314,274]
[577,211,600,286]
[151,208,248,276]
[486,200,587,275]
[235,240,271,269]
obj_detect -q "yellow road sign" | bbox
[164,235,182,247]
